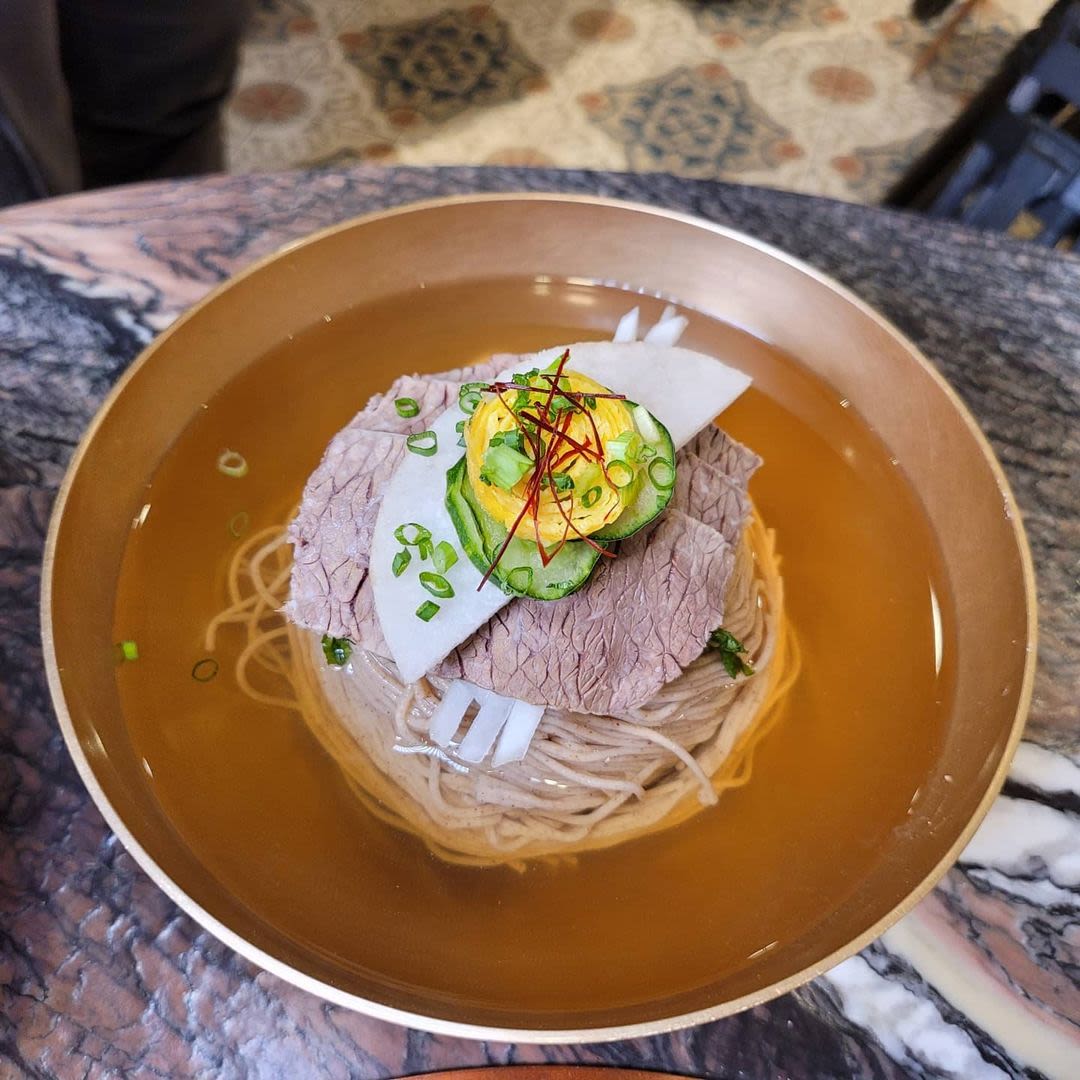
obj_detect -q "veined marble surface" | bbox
[0,167,1077,1079]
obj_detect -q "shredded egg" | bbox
[464,370,635,543]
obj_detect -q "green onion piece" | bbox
[419,572,454,599]
[392,549,411,577]
[119,640,139,662]
[217,450,248,478]
[394,522,432,546]
[394,397,420,418]
[606,431,643,464]
[634,443,657,463]
[433,541,458,573]
[581,485,603,508]
[606,459,635,489]
[648,457,676,491]
[406,430,437,457]
[459,382,486,414]
[227,511,250,538]
[455,419,466,447]
[512,368,539,386]
[418,538,433,561]
[480,443,533,491]
[416,600,440,622]
[707,628,754,678]
[551,472,574,492]
[321,635,352,667]
[489,428,526,453]
[191,658,219,682]
[584,394,597,410]
[506,566,533,593]
[512,389,532,412]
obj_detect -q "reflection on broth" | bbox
[113,278,954,1015]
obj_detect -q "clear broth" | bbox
[113,278,954,1016]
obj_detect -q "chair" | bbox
[887,1,1080,247]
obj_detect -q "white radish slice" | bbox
[525,340,751,451]
[457,691,514,763]
[492,699,546,767]
[370,393,508,684]
[612,306,640,343]
[428,678,477,747]
[644,308,689,347]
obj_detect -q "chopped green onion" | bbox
[584,394,597,410]
[419,571,454,599]
[416,600,440,622]
[550,394,577,414]
[191,658,219,682]
[394,397,420,418]
[707,628,754,678]
[227,511,250,538]
[606,459,635,489]
[455,419,466,447]
[433,541,458,573]
[634,443,657,462]
[512,389,532,411]
[506,566,534,593]
[418,538,434,561]
[392,549,411,577]
[406,430,437,457]
[459,382,486,414]
[118,640,139,662]
[217,450,248,478]
[582,485,603,508]
[511,368,539,385]
[394,523,431,546]
[321,635,352,667]
[648,457,676,491]
[489,429,525,453]
[480,443,533,491]
[551,472,574,492]
[606,431,643,464]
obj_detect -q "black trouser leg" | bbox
[56,0,250,188]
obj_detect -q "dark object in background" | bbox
[912,0,957,21]
[888,0,1080,247]
[0,0,249,208]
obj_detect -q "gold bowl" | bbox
[42,195,1035,1041]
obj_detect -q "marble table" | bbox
[1,166,1077,1080]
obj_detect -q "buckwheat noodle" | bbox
[205,508,798,869]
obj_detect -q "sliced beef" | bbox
[685,424,761,489]
[673,450,754,547]
[435,510,734,715]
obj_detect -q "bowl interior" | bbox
[44,196,1033,1038]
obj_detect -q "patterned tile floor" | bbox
[226,0,1049,205]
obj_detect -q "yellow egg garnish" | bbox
[465,369,635,544]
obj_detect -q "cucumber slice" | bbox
[445,457,605,600]
[593,404,676,541]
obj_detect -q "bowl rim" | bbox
[40,191,1038,1043]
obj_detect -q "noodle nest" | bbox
[206,509,798,869]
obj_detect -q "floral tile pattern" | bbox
[338,5,546,128]
[226,0,1046,205]
[688,0,850,48]
[877,9,1020,101]
[247,0,318,44]
[580,64,799,177]
[831,130,939,200]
